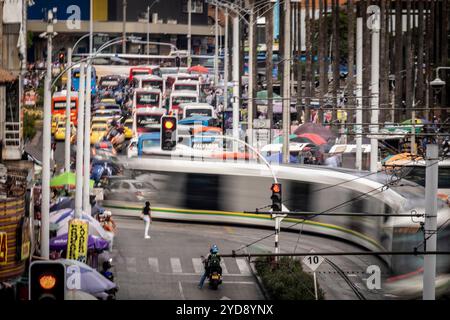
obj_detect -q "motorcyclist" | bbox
[198,244,222,289]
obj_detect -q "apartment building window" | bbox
[182,0,204,14]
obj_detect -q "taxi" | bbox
[90,124,109,145]
[123,119,133,139]
[52,114,66,135]
[54,122,76,141]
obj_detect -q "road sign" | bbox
[303,249,324,272]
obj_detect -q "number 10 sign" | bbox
[303,249,324,272]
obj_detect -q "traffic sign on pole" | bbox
[303,249,324,272]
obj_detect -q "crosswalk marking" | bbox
[148,258,160,273]
[192,258,203,274]
[126,257,137,273]
[220,260,229,274]
[236,259,251,275]
[171,258,183,273]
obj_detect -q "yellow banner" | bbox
[66,219,89,263]
[0,232,7,265]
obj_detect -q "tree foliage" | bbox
[255,256,325,300]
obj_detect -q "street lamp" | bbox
[146,0,160,60]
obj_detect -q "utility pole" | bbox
[187,0,192,68]
[214,4,219,86]
[122,0,127,54]
[232,15,240,152]
[83,64,92,214]
[75,63,86,219]
[368,5,380,173]
[90,0,94,54]
[223,8,229,135]
[282,0,291,164]
[147,5,151,60]
[355,17,363,171]
[41,8,57,259]
[248,3,255,150]
[65,47,72,174]
[423,144,438,300]
[411,65,418,155]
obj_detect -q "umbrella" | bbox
[256,90,282,101]
[56,214,113,242]
[66,290,98,300]
[298,133,327,145]
[49,208,74,224]
[188,65,209,74]
[58,259,116,294]
[50,197,75,212]
[294,123,336,141]
[50,233,109,251]
[272,134,311,144]
[50,172,95,189]
[401,118,430,125]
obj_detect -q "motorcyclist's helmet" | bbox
[210,244,219,254]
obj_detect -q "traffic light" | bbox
[29,261,66,301]
[271,183,282,212]
[58,52,65,64]
[161,116,178,151]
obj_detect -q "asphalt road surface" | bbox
[110,216,390,300]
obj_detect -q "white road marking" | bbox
[192,258,203,274]
[148,258,160,273]
[236,259,251,275]
[220,260,229,274]
[178,281,186,300]
[126,257,137,273]
[171,257,183,273]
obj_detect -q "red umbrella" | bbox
[188,65,209,74]
[298,133,327,145]
[294,123,336,141]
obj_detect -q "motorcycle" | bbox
[201,255,223,290]
[100,258,118,300]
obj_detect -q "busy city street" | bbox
[0,0,450,310]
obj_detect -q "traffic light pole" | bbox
[65,48,72,174]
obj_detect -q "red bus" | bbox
[52,91,78,125]
[129,66,162,83]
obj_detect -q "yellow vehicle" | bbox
[90,124,109,145]
[54,122,76,141]
[100,98,117,104]
[91,117,108,127]
[123,119,133,139]
[52,114,66,135]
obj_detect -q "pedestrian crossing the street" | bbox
[114,254,252,276]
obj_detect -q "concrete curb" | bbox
[249,260,271,300]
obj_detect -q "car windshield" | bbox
[92,127,107,132]
[142,139,160,149]
[100,80,119,87]
[132,182,157,191]
[53,101,76,110]
[137,115,162,132]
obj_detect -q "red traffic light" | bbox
[271,183,281,193]
[39,274,57,290]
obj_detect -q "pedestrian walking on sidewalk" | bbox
[142,201,152,239]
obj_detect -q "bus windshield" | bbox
[142,80,163,90]
[53,101,76,110]
[175,84,197,91]
[173,96,197,105]
[185,108,212,118]
[137,115,162,132]
[136,93,160,105]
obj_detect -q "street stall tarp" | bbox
[58,259,116,295]
[328,144,372,154]
[50,172,95,189]
[50,234,109,252]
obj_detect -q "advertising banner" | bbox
[0,232,7,265]
[66,219,89,263]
